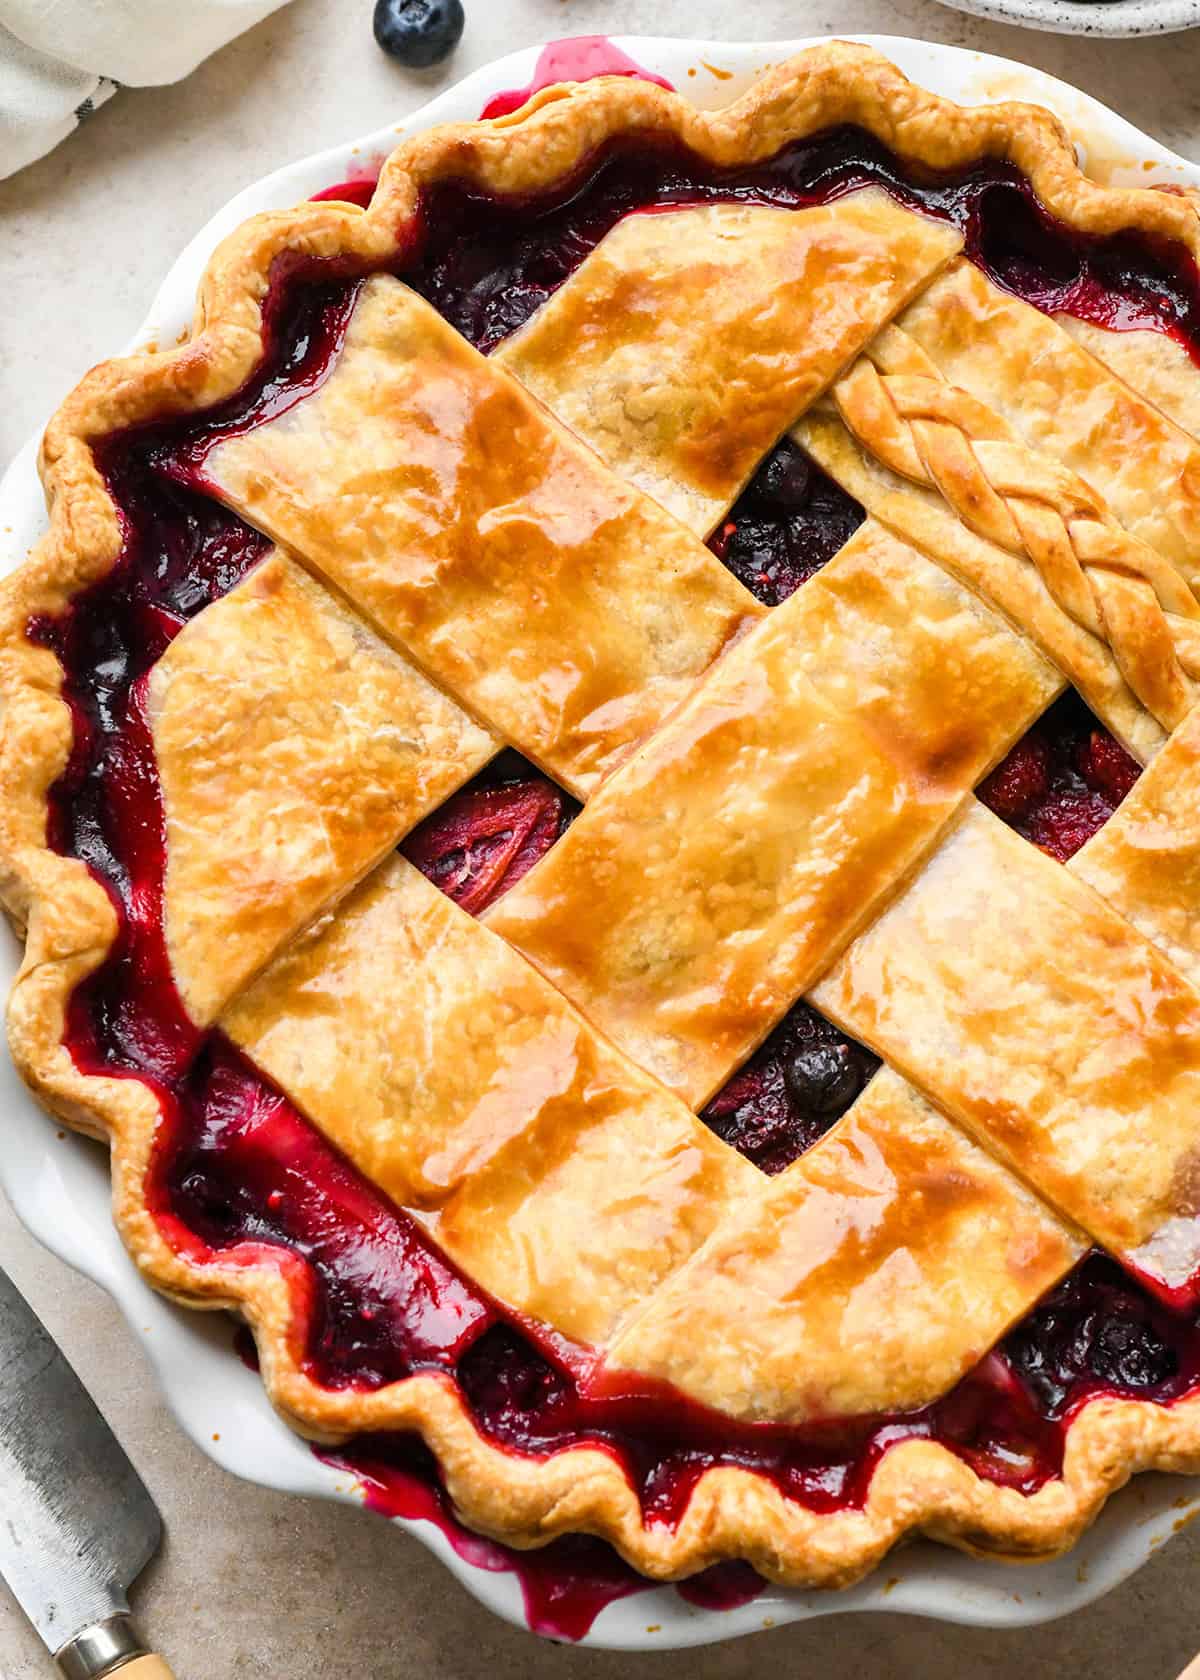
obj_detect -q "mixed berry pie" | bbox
[9,40,1200,1600]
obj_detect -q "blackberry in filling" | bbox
[30,113,1200,1635]
[707,439,865,606]
[1005,1253,1190,1418]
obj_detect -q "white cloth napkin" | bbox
[0,0,294,179]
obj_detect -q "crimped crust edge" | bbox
[5,42,1200,1589]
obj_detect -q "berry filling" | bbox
[707,438,865,606]
[28,123,1200,1634]
[310,179,379,211]
[400,751,578,915]
[406,127,1200,359]
[479,39,675,122]
[978,691,1142,861]
[1007,1253,1190,1417]
[702,1002,879,1174]
[318,1432,656,1639]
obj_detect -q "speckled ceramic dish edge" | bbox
[930,0,1200,41]
[2,35,1199,1651]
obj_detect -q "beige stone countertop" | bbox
[5,0,1200,1674]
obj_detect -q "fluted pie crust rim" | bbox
[5,40,1200,1589]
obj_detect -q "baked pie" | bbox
[9,39,1200,1606]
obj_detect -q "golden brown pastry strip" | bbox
[607,1069,1083,1423]
[1055,315,1200,445]
[494,192,963,535]
[1073,702,1200,995]
[222,852,759,1348]
[204,275,762,798]
[812,801,1200,1295]
[148,552,494,1025]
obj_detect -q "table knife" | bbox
[0,1264,175,1678]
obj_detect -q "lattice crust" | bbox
[813,804,1200,1291]
[1057,315,1200,442]
[1073,702,1200,993]
[149,551,495,1024]
[486,520,1056,1105]
[489,194,963,536]
[829,272,1200,733]
[606,1068,1084,1422]
[201,200,960,791]
[901,264,1200,590]
[798,404,1166,762]
[202,272,765,798]
[222,850,760,1347]
[11,43,1200,1591]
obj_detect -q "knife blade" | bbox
[0,1264,175,1678]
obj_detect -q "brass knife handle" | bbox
[56,1616,175,1680]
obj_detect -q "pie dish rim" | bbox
[3,31,1200,1642]
[927,0,1200,45]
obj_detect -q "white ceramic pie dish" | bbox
[2,32,1200,1652]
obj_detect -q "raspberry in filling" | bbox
[30,120,1200,1637]
[978,691,1142,862]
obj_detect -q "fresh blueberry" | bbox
[784,1044,865,1118]
[373,0,465,69]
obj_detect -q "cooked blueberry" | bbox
[713,453,864,605]
[750,443,812,510]
[1005,1300,1093,1416]
[373,0,465,68]
[1005,1255,1186,1418]
[784,1044,865,1118]
[1087,1314,1178,1391]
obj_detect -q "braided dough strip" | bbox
[832,328,1200,732]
